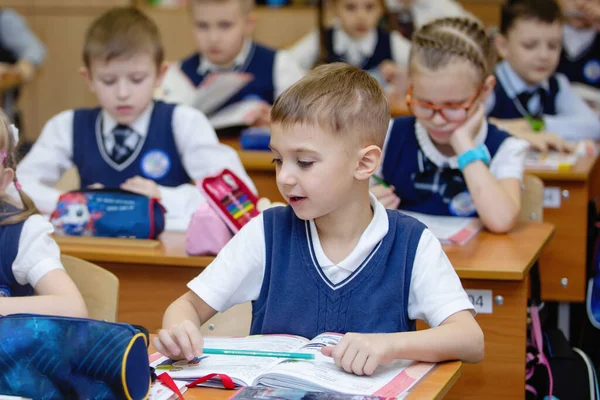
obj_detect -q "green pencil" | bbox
[203,348,315,360]
[372,175,390,188]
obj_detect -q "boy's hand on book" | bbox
[321,333,396,376]
[370,184,401,209]
[120,176,161,199]
[154,320,204,361]
[251,102,272,127]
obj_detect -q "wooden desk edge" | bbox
[526,153,599,182]
[406,361,462,400]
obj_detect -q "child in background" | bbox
[287,0,410,86]
[486,0,600,143]
[556,0,600,88]
[159,0,305,124]
[0,111,86,317]
[384,0,475,40]
[0,8,46,130]
[153,64,483,374]
[373,17,528,233]
[17,7,255,231]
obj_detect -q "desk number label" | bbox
[465,289,493,314]
[543,187,561,208]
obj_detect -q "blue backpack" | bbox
[0,314,151,399]
[50,189,166,239]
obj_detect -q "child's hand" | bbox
[379,61,404,84]
[153,320,204,361]
[250,102,272,127]
[370,184,401,209]
[520,132,575,154]
[321,333,396,376]
[120,176,161,198]
[450,104,486,154]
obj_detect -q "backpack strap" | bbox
[530,305,554,398]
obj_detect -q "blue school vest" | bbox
[0,212,32,297]
[381,117,510,217]
[250,206,423,339]
[179,43,276,112]
[324,27,393,71]
[557,34,600,88]
[488,74,559,119]
[72,101,191,189]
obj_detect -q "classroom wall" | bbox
[3,0,502,143]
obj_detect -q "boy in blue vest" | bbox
[17,7,255,231]
[159,0,305,127]
[486,0,600,142]
[154,64,483,376]
[556,0,600,89]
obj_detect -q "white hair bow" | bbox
[9,124,18,145]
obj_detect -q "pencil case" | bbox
[0,314,151,400]
[240,127,271,150]
[50,189,166,239]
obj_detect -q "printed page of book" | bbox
[151,335,310,387]
[208,99,265,130]
[255,333,435,397]
[399,210,482,246]
[148,379,188,400]
[192,72,254,115]
[230,387,396,399]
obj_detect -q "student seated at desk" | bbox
[159,0,305,126]
[287,0,410,87]
[373,17,529,234]
[0,111,86,317]
[154,64,484,376]
[486,0,600,144]
[556,0,600,89]
[17,7,255,231]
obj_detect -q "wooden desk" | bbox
[526,154,600,302]
[147,338,462,400]
[0,72,21,108]
[59,222,554,400]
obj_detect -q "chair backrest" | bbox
[200,302,252,337]
[61,255,119,322]
[520,174,544,223]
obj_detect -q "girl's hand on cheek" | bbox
[450,104,485,155]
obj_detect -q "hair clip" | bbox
[14,180,22,191]
[0,150,6,167]
[9,124,18,145]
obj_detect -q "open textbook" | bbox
[151,333,434,397]
[400,210,482,246]
[525,140,598,171]
[157,64,264,128]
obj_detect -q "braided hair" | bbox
[0,111,38,225]
[409,17,496,78]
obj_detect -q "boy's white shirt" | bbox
[486,61,600,141]
[17,102,256,232]
[384,0,475,28]
[160,38,305,102]
[377,119,529,182]
[188,193,475,329]
[562,25,597,60]
[11,214,64,288]
[287,23,411,72]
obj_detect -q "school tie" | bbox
[517,87,546,117]
[394,8,415,40]
[412,151,467,204]
[111,124,140,165]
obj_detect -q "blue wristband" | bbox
[457,144,490,171]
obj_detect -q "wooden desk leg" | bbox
[420,278,528,400]
[97,262,203,333]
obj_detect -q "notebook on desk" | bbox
[400,210,483,246]
[151,333,434,397]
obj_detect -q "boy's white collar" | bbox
[414,118,488,169]
[197,38,253,75]
[101,101,155,138]
[496,61,550,99]
[333,23,378,66]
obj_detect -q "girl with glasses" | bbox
[372,17,529,233]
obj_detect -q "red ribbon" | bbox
[186,373,236,390]
[157,372,186,400]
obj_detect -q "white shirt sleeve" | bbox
[187,213,266,312]
[544,74,600,141]
[286,30,320,72]
[165,105,257,230]
[12,215,64,288]
[273,50,306,98]
[489,136,529,181]
[389,31,411,66]
[407,229,474,327]
[17,110,74,215]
